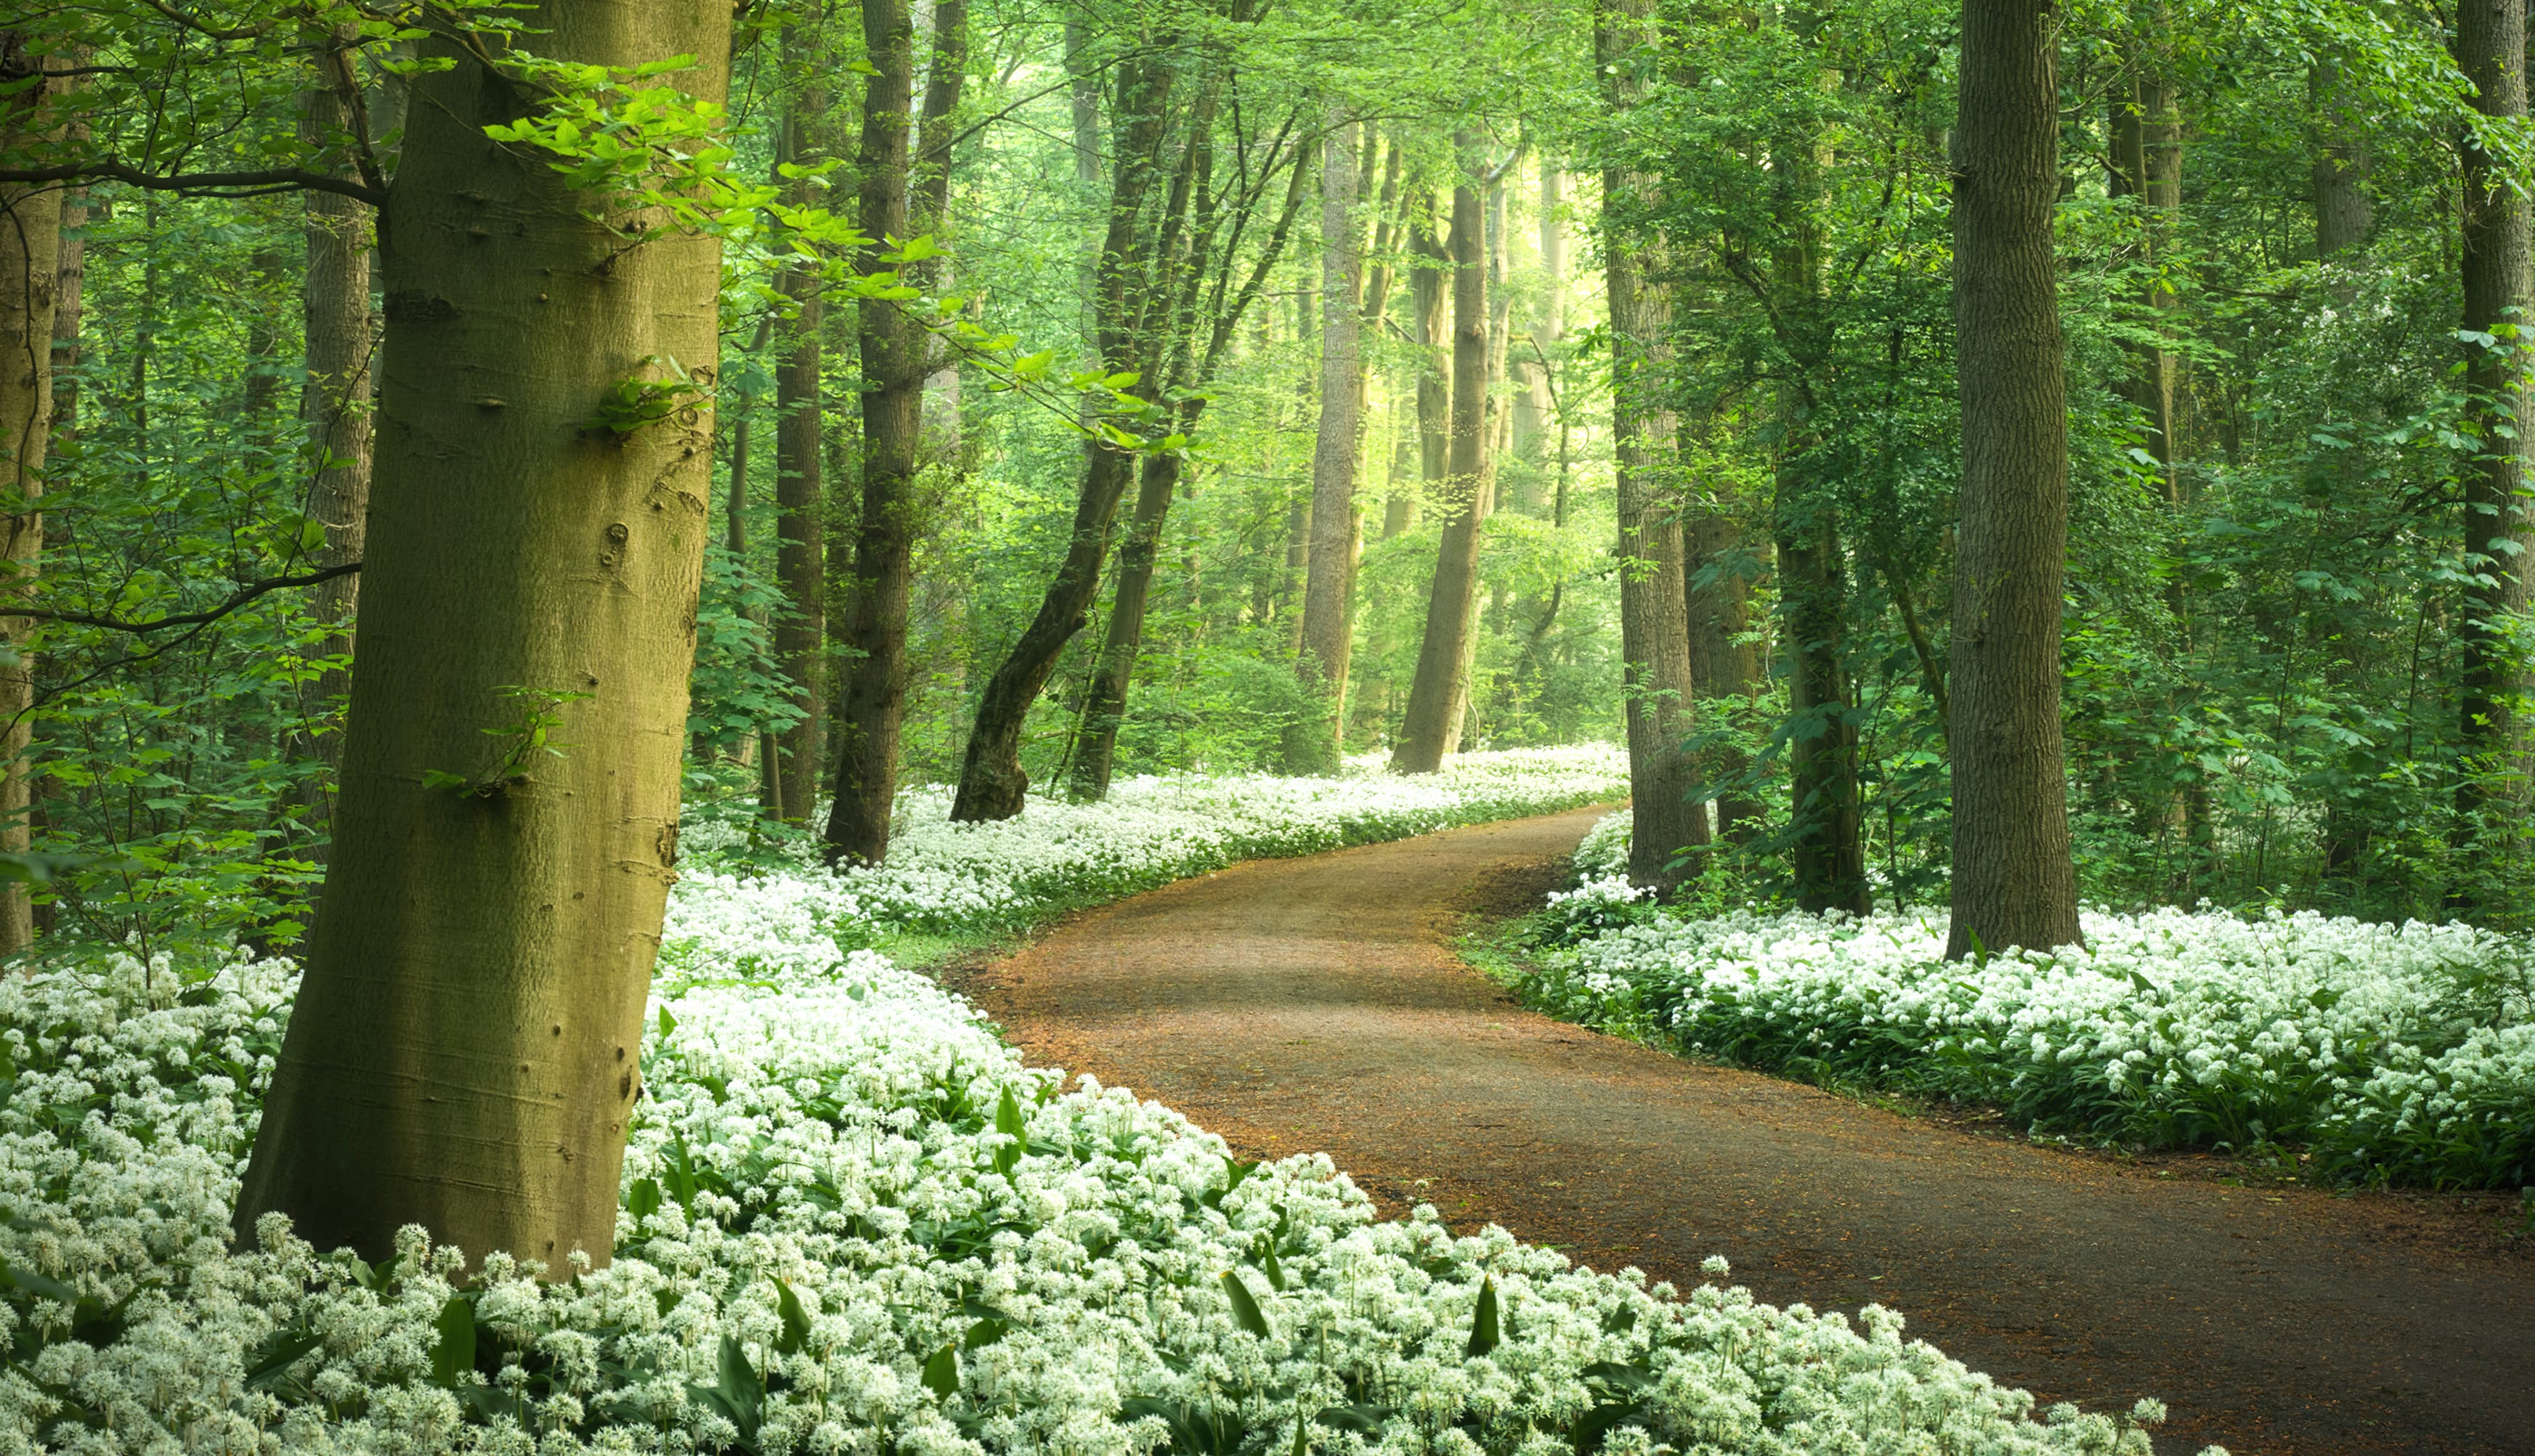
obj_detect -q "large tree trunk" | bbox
[0,36,60,953]
[293,23,376,851]
[2311,58,2372,258]
[952,50,1177,821]
[2454,0,2535,885]
[1947,0,2080,958]
[1599,0,1706,892]
[826,0,966,862]
[1390,144,1491,774]
[235,0,729,1266]
[1292,110,1363,773]
[771,57,827,826]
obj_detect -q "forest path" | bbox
[964,806,2535,1456]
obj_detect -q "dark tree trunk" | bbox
[826,0,967,862]
[1391,142,1492,773]
[1778,508,1867,913]
[0,36,61,956]
[771,54,828,826]
[1685,513,1764,842]
[1947,0,2081,957]
[2453,0,2535,887]
[2311,59,2373,258]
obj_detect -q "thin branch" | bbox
[0,158,384,206]
[15,563,363,635]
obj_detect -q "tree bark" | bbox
[1514,164,1563,455]
[1390,142,1492,774]
[0,36,61,953]
[2454,0,2535,877]
[1947,0,2080,957]
[1599,0,1706,891]
[771,51,827,826]
[2107,59,2178,491]
[826,0,966,862]
[1291,110,1363,772]
[293,22,376,850]
[235,0,729,1266]
[2311,58,2372,258]
[1394,188,1449,538]
[1684,512,1764,842]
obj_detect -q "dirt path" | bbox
[967,807,2535,1455]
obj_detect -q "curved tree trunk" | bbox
[1947,0,2080,958]
[1390,144,1491,774]
[0,36,60,953]
[236,0,729,1266]
[1292,110,1363,773]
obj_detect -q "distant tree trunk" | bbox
[2453,0,2535,887]
[1292,110,1363,773]
[2106,61,2178,491]
[0,36,61,953]
[294,23,376,851]
[827,0,966,862]
[1685,513,1764,842]
[1391,142,1492,774]
[47,182,81,442]
[1514,164,1563,455]
[237,0,729,1266]
[1947,0,2080,958]
[1485,174,1515,472]
[2311,58,2373,258]
[1395,189,1449,539]
[1777,507,1866,911]
[953,49,1177,821]
[1599,0,1705,891]
[769,45,829,826]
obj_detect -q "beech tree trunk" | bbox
[1394,190,1449,539]
[2454,0,2535,877]
[235,0,729,1266]
[827,0,966,863]
[1292,110,1363,773]
[0,36,60,953]
[771,58,827,826]
[1599,0,1706,891]
[2311,59,2372,258]
[1947,0,2080,958]
[1391,145,1491,774]
[294,23,376,849]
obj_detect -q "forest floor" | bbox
[954,805,2535,1456]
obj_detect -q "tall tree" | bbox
[827,0,967,863]
[2311,57,2372,259]
[770,43,827,826]
[1393,186,1449,539]
[1514,163,1563,455]
[1946,0,2080,956]
[1598,0,1706,892]
[2453,0,2534,884]
[1293,109,1363,771]
[236,0,731,1264]
[0,36,60,952]
[1390,134,1493,773]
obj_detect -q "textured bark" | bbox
[2454,0,2535,865]
[1485,176,1514,470]
[293,23,376,847]
[1395,190,1449,538]
[1684,513,1764,842]
[1599,0,1705,891]
[952,51,1176,821]
[1390,149,1491,774]
[235,0,728,1266]
[2311,60,2373,258]
[771,57,827,826]
[0,36,60,954]
[1947,0,2080,958]
[1292,112,1363,773]
[827,0,967,862]
[1778,512,1867,912]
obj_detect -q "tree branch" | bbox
[14,563,363,635]
[0,158,386,206]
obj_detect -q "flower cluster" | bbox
[0,758,2197,1455]
[1527,819,2535,1188]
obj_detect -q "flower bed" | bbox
[0,766,2189,1454]
[1522,815,2535,1189]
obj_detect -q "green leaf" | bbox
[431,1294,475,1386]
[243,1328,323,1390]
[994,1084,1025,1177]
[628,1177,661,1220]
[658,1005,677,1041]
[1220,1269,1271,1340]
[1316,1404,1397,1434]
[922,1343,960,1398]
[716,1332,763,1426]
[1465,1276,1499,1358]
[774,1277,812,1355]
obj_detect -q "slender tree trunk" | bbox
[2454,0,2535,886]
[1485,174,1514,471]
[1391,142,1492,773]
[1947,0,2080,957]
[771,54,827,826]
[952,50,1177,821]
[235,0,729,1266]
[2311,58,2373,258]
[1778,509,1867,911]
[827,0,966,862]
[1599,0,1705,890]
[1514,165,1563,455]
[294,23,376,852]
[0,36,60,953]
[1685,513,1764,841]
[2107,61,2178,491]
[1292,110,1363,772]
[1395,189,1449,538]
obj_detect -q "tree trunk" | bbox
[235,0,729,1266]
[1947,0,2080,958]
[2454,0,2535,881]
[1514,165,1563,455]
[2107,61,2178,492]
[1291,110,1363,773]
[827,0,965,862]
[771,55,827,826]
[1599,0,1705,892]
[1390,144,1491,774]
[952,49,1177,821]
[1685,512,1764,842]
[294,22,376,851]
[1395,189,1449,538]
[1778,511,1867,911]
[0,36,60,953]
[2311,58,2372,258]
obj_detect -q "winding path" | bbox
[966,806,2535,1455]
